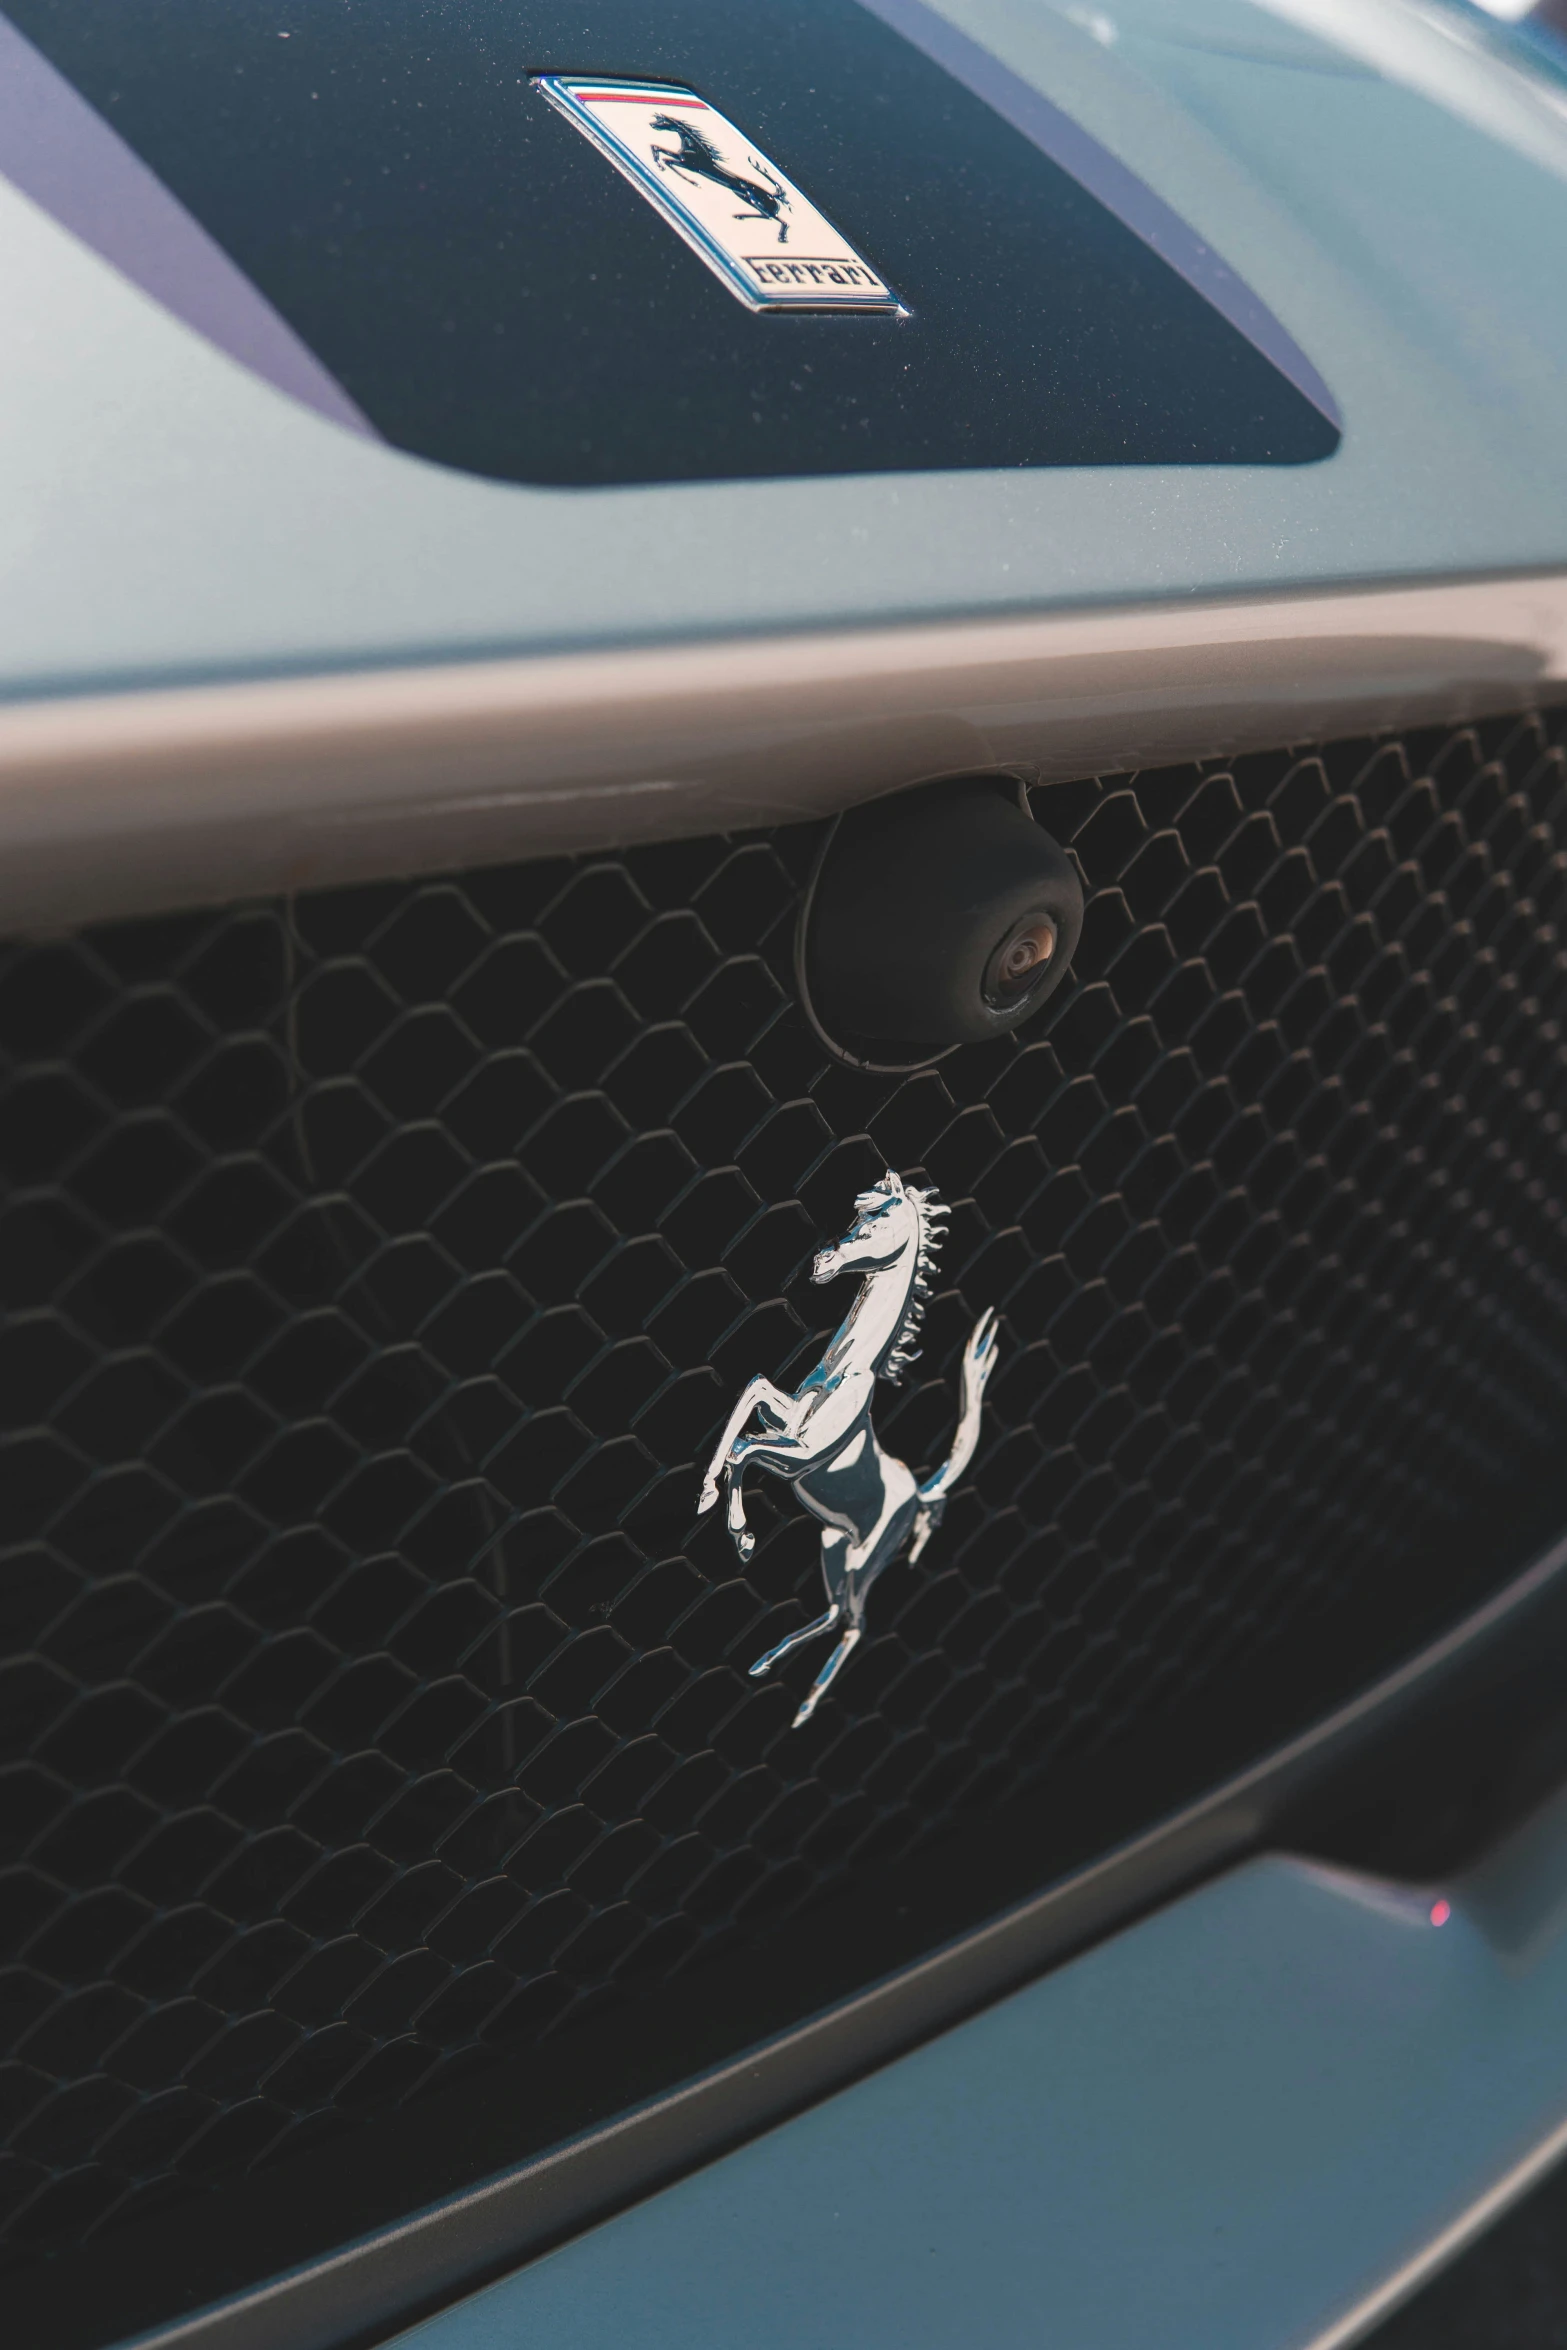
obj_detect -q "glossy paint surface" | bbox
[0,0,1564,693]
[1,0,1334,488]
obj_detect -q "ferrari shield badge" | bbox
[537,76,901,314]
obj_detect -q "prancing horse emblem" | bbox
[651,116,791,243]
[698,1171,999,1727]
[535,78,899,313]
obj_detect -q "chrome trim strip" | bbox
[2,570,1565,932]
[84,1524,1567,2350]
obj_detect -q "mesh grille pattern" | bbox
[3,712,1567,2266]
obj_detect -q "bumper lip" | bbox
[0,567,1564,935]
[1320,2115,1567,2350]
[391,1801,1567,2350]
[54,1521,1567,2350]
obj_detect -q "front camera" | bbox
[985,913,1059,1005]
[797,777,1084,1068]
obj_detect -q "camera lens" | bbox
[800,782,1083,1055]
[984,913,1058,1004]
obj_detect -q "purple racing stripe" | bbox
[853,0,1342,429]
[0,10,375,437]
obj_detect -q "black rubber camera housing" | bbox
[799,778,1084,1065]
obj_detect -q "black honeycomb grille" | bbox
[4,711,1567,2269]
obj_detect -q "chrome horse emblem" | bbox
[698,1171,999,1726]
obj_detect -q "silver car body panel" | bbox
[2,569,1566,932]
[1,3,1565,731]
[389,1783,1567,2350]
[5,4,1567,2339]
